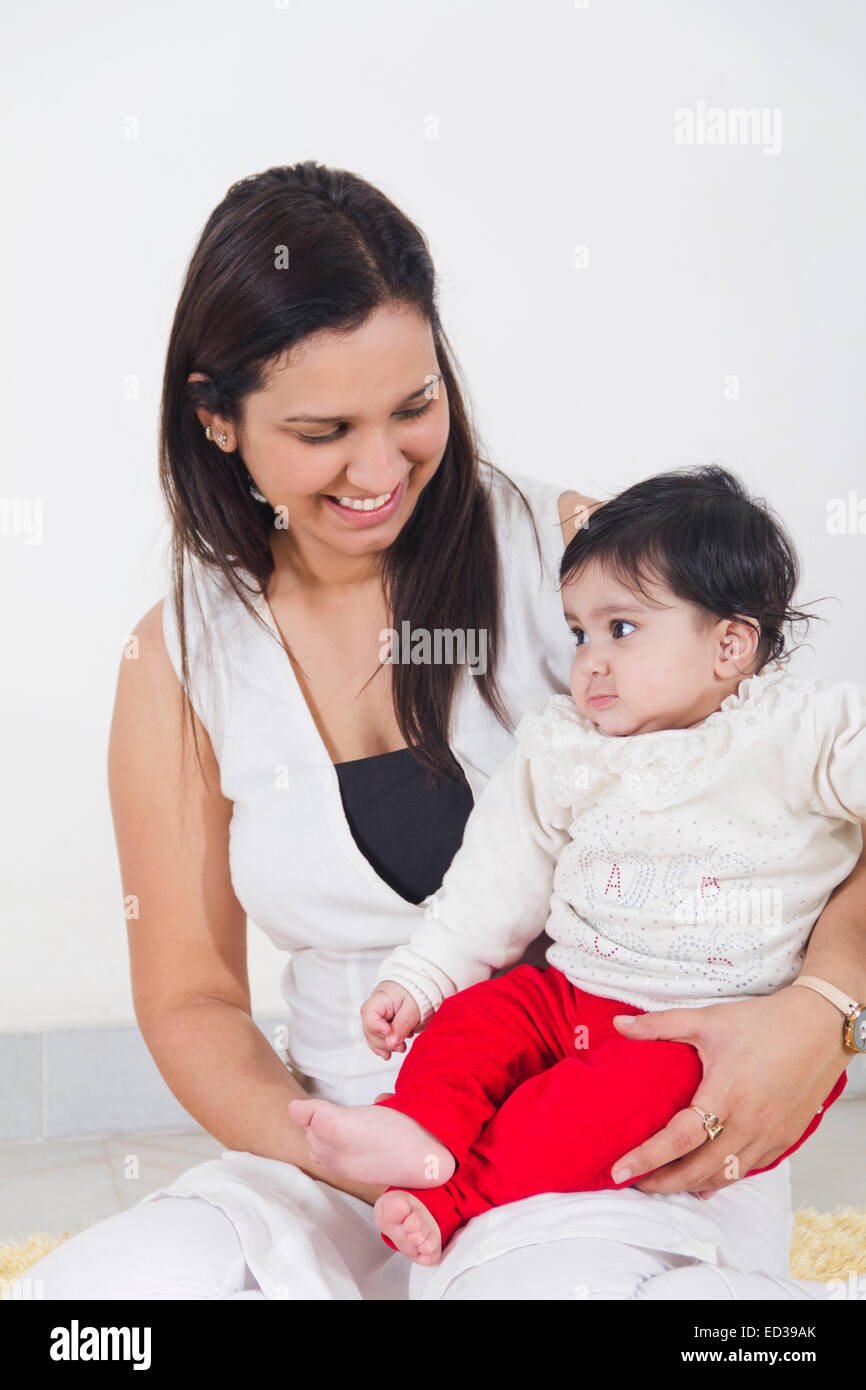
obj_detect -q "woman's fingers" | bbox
[610,1105,709,1184]
[613,991,846,1195]
[626,1114,773,1195]
[612,1009,700,1044]
[681,1140,788,1198]
[631,1146,732,1194]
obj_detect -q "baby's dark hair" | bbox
[559,465,815,672]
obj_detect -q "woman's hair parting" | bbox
[559,465,816,670]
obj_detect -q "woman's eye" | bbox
[396,399,435,422]
[612,620,636,638]
[297,428,344,445]
[296,398,434,446]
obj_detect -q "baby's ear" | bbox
[715,616,760,675]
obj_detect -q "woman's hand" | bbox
[609,985,850,1196]
[361,981,421,1059]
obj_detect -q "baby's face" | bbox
[561,561,733,736]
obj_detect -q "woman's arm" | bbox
[799,836,866,1000]
[609,836,865,1196]
[108,601,384,1205]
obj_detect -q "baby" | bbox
[290,465,865,1264]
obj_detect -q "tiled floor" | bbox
[1,1100,864,1247]
[0,1129,224,1244]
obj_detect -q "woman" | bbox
[31,162,865,1300]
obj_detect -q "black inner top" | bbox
[333,747,475,905]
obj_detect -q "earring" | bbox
[247,474,269,504]
[204,425,229,447]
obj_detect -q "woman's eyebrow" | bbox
[282,374,442,424]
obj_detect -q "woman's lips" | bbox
[322,475,407,527]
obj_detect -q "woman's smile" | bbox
[321,474,408,525]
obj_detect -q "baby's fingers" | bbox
[379,1013,411,1054]
[361,985,419,1057]
[387,998,421,1046]
[363,1022,396,1059]
[361,991,396,1032]
[361,993,398,1057]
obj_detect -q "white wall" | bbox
[2,0,864,1030]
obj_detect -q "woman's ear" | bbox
[714,616,761,677]
[187,371,235,445]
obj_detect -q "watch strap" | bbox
[792,975,861,1018]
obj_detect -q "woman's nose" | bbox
[345,430,406,493]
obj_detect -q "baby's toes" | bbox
[288,1098,316,1129]
[416,1229,440,1258]
[375,1191,442,1265]
[307,1102,348,1153]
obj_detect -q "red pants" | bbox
[377,965,846,1250]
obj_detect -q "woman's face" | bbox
[196,303,450,565]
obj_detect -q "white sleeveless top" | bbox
[161,464,574,1105]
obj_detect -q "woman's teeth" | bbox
[333,488,395,511]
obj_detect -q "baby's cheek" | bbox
[569,663,583,706]
[626,663,674,716]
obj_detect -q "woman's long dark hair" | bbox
[159,161,543,785]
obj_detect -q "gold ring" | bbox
[690,1104,724,1140]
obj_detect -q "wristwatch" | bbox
[792,975,866,1053]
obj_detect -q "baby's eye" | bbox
[611,620,636,638]
[570,627,588,647]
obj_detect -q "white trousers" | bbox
[23,1155,834,1301]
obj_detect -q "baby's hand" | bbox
[362,982,421,1060]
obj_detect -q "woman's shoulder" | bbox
[119,598,183,709]
[158,557,253,740]
[479,463,597,572]
[160,557,248,664]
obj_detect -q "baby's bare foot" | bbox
[289,1098,455,1187]
[375,1190,443,1265]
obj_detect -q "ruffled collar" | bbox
[515,665,818,812]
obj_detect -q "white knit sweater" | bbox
[377,666,866,1019]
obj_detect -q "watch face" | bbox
[856,1015,866,1052]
